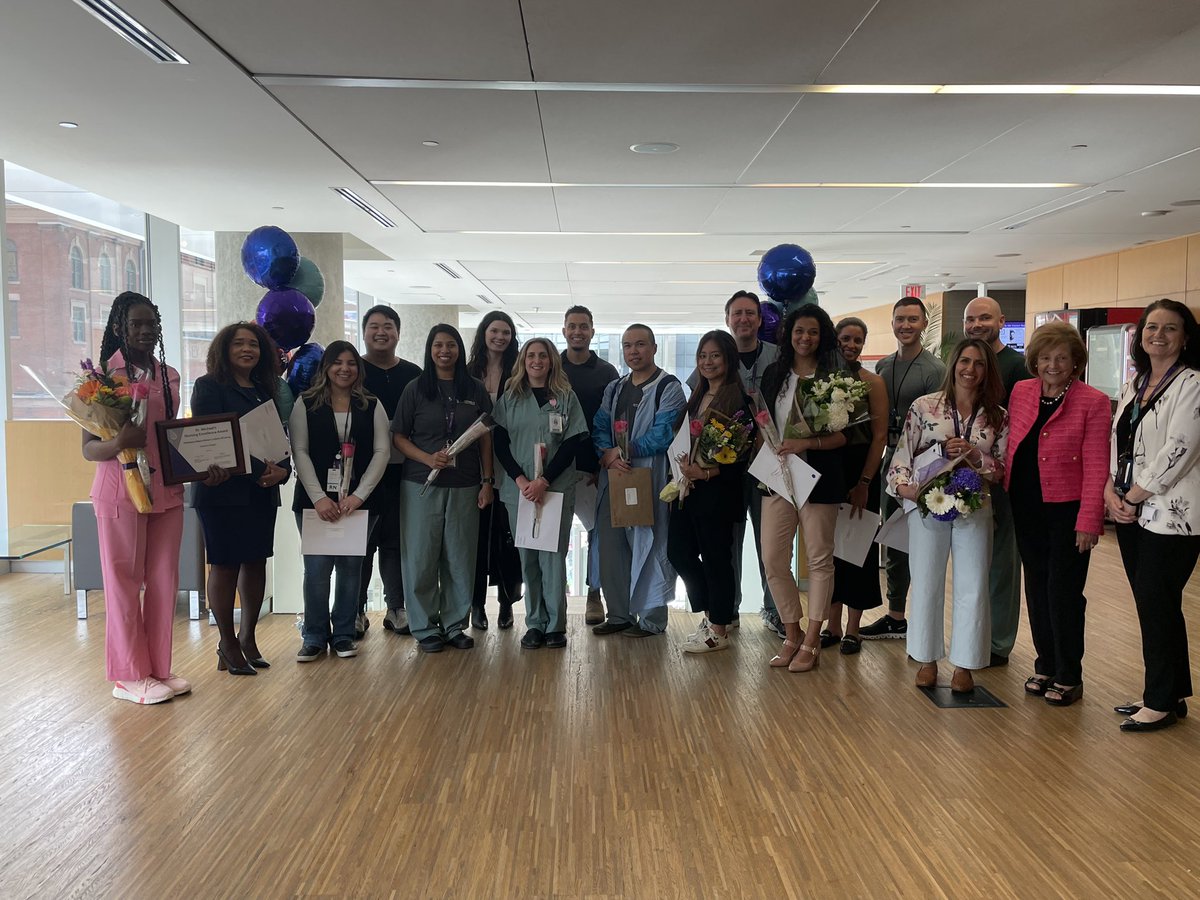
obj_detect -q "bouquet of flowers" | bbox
[917,462,987,522]
[421,412,495,495]
[24,359,154,512]
[660,409,753,504]
[787,372,870,438]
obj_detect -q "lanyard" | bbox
[442,388,457,439]
[743,344,764,394]
[1131,362,1182,425]
[335,409,353,460]
[949,403,979,442]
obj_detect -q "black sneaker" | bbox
[760,608,786,640]
[332,640,358,658]
[521,628,546,649]
[860,615,907,640]
[296,643,324,662]
[545,631,567,649]
[417,635,445,653]
[446,632,475,650]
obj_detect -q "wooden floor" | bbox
[1,542,1198,900]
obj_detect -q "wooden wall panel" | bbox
[1024,266,1064,326]
[6,421,94,527]
[1116,238,1188,301]
[1188,235,1200,292]
[838,302,897,360]
[1062,255,1118,308]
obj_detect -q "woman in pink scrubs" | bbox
[82,292,187,705]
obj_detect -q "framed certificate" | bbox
[156,413,247,485]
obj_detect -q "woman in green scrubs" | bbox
[492,338,588,649]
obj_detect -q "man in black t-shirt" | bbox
[358,305,422,637]
[561,306,619,625]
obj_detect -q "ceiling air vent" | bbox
[476,294,495,305]
[331,188,396,227]
[435,263,462,279]
[72,0,188,63]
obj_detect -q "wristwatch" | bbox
[481,476,496,485]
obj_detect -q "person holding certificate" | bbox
[191,322,291,675]
[887,339,1008,694]
[288,342,390,662]
[83,292,189,705]
[666,331,754,654]
[392,325,495,653]
[492,338,588,649]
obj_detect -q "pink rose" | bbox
[341,442,355,459]
[689,419,703,437]
[614,419,628,434]
[753,409,771,427]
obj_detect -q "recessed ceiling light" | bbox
[410,285,431,289]
[1135,239,1156,245]
[1141,209,1171,217]
[271,205,284,210]
[995,252,1021,257]
[422,140,440,147]
[934,272,951,277]
[630,142,679,154]
[58,121,78,129]
[1170,199,1200,207]
[899,225,912,229]
[1071,144,1088,150]
[387,269,395,273]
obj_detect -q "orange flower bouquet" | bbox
[62,359,153,512]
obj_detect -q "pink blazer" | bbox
[1003,378,1111,535]
[89,351,185,517]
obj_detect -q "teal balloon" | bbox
[783,288,819,317]
[287,257,325,307]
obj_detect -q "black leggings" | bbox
[667,475,741,627]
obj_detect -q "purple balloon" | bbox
[256,289,315,352]
[241,226,300,289]
[759,300,783,344]
[287,342,324,396]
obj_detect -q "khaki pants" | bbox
[761,495,838,625]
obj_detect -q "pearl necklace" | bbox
[1040,378,1072,406]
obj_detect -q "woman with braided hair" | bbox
[83,292,188,705]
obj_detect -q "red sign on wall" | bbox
[902,284,924,299]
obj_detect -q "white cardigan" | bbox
[1110,368,1200,536]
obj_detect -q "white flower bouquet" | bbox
[786,372,870,438]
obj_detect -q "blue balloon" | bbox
[256,288,315,352]
[287,257,325,307]
[241,226,300,290]
[759,300,783,344]
[757,244,816,304]
[287,342,324,397]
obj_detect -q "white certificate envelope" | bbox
[833,503,880,567]
[747,445,821,509]
[574,479,597,531]
[515,492,564,552]
[300,509,369,556]
[875,507,911,554]
[667,421,692,482]
[240,398,291,469]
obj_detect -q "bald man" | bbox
[963,296,1034,666]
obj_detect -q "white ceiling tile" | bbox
[461,262,570,280]
[376,185,560,231]
[553,187,728,231]
[842,187,1080,232]
[704,187,906,232]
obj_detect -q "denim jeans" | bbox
[295,512,375,647]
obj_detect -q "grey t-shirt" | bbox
[391,376,493,487]
[877,348,946,449]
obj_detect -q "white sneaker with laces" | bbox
[683,622,729,654]
[112,677,174,705]
[159,673,191,696]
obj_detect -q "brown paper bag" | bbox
[609,467,655,527]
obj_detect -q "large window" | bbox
[124,258,137,292]
[4,238,16,282]
[98,252,112,291]
[179,228,217,413]
[4,161,146,418]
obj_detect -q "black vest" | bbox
[292,398,380,511]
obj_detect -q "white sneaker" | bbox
[112,677,174,705]
[159,673,191,696]
[683,622,729,654]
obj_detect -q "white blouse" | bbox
[1110,368,1200,536]
[886,392,1008,495]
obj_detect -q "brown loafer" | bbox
[951,668,975,694]
[915,662,938,688]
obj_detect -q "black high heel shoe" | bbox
[217,644,257,676]
[245,656,271,669]
[1113,699,1187,718]
[498,602,514,630]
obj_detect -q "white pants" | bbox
[907,505,992,669]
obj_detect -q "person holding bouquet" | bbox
[759,304,856,672]
[887,338,1008,693]
[466,311,523,630]
[666,331,754,653]
[392,325,495,653]
[491,339,588,649]
[823,316,889,654]
[190,322,291,675]
[289,342,391,662]
[82,292,188,705]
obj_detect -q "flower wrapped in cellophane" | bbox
[660,409,753,504]
[917,461,986,522]
[787,372,870,438]
[24,359,153,512]
[421,412,495,495]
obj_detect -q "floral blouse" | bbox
[1110,368,1200,536]
[886,392,1009,494]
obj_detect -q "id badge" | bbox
[549,412,564,434]
[325,467,342,493]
